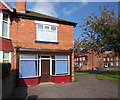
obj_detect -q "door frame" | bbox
[39,55,52,77]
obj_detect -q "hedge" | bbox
[0,63,11,79]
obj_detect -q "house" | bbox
[103,53,120,68]
[74,53,88,70]
[74,52,120,71]
[74,52,104,71]
[0,0,77,87]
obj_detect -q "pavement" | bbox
[9,74,119,99]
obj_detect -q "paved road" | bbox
[10,74,119,99]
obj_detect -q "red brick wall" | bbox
[75,52,104,71]
[87,53,104,70]
[10,17,74,81]
[51,76,70,83]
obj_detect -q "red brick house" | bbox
[103,53,120,68]
[74,52,104,71]
[0,0,77,86]
[74,52,120,71]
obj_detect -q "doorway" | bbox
[41,60,50,82]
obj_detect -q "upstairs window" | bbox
[35,21,58,42]
[0,11,10,38]
[116,57,119,60]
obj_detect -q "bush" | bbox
[0,63,11,79]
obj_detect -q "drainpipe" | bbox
[92,51,94,71]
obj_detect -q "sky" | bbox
[7,1,119,41]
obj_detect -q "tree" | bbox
[75,5,120,57]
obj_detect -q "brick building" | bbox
[74,52,104,70]
[103,53,120,68]
[74,52,120,71]
[0,0,77,86]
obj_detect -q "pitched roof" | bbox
[103,52,115,57]
[0,0,13,12]
[16,10,77,26]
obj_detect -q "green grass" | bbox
[96,70,120,82]
[74,70,97,75]
[74,71,90,75]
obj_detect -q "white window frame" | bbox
[0,51,11,63]
[83,57,85,61]
[116,57,119,60]
[77,58,78,61]
[51,55,70,76]
[116,62,119,66]
[80,57,81,61]
[80,63,81,66]
[0,11,10,39]
[19,54,70,78]
[20,54,39,78]
[111,62,113,66]
[35,20,59,42]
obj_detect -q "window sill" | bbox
[19,76,41,79]
[35,40,59,44]
[0,37,11,40]
[51,74,69,76]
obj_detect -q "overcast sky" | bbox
[7,1,118,40]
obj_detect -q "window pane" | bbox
[37,24,43,29]
[51,26,56,31]
[45,26,49,29]
[3,13,8,21]
[37,30,57,42]
[116,62,119,66]
[2,21,8,37]
[3,51,9,59]
[56,60,68,75]
[20,60,37,78]
[83,57,85,61]
[116,57,119,60]
[55,55,68,59]
[20,55,37,59]
[111,62,113,66]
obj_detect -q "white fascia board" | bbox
[0,0,14,12]
[35,20,59,26]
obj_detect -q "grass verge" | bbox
[74,70,97,75]
[96,70,120,82]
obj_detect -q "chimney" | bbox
[16,0,26,13]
